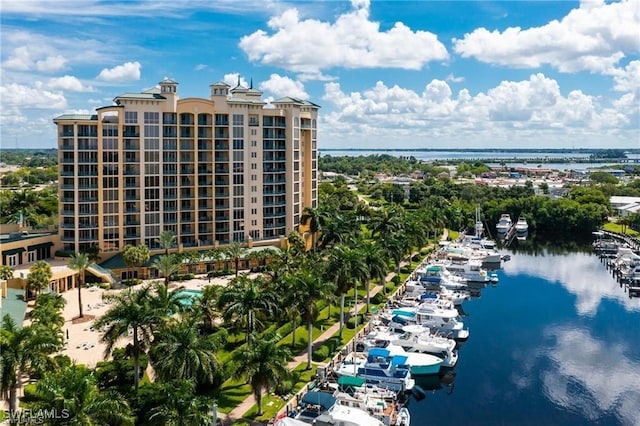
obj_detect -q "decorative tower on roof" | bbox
[210,81,230,99]
[158,77,178,108]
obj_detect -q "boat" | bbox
[384,306,470,341]
[515,216,528,234]
[292,391,385,426]
[496,214,512,234]
[490,273,499,283]
[392,325,458,368]
[334,351,416,392]
[397,407,411,426]
[443,259,489,283]
[333,376,398,426]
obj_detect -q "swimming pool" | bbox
[176,289,202,307]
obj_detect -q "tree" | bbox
[360,240,389,312]
[94,285,156,389]
[31,293,66,331]
[196,284,223,332]
[156,229,177,255]
[225,242,247,278]
[152,254,181,287]
[30,364,134,425]
[121,244,150,269]
[148,281,191,320]
[289,269,336,369]
[217,274,278,343]
[67,252,91,319]
[150,316,222,387]
[26,260,52,300]
[326,244,369,338]
[300,206,327,251]
[232,332,291,416]
[0,315,61,411]
[0,265,13,281]
[138,380,214,426]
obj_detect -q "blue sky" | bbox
[1,0,638,150]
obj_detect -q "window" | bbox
[144,112,159,124]
[251,140,257,146]
[125,111,138,124]
[251,163,257,170]
[251,197,257,203]
[144,126,159,137]
[27,251,36,263]
[144,139,159,150]
[233,139,244,149]
[233,198,244,208]
[233,127,244,138]
[251,208,257,215]
[251,186,257,192]
[8,255,18,267]
[232,114,244,126]
[251,220,257,226]
[251,175,257,181]
[251,152,257,158]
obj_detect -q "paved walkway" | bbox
[224,265,408,424]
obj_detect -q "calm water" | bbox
[409,251,640,426]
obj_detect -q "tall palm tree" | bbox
[197,284,223,332]
[225,242,246,277]
[232,332,291,416]
[290,269,336,369]
[300,206,327,251]
[326,244,369,337]
[31,293,66,331]
[150,316,222,387]
[156,229,177,255]
[68,252,91,318]
[405,212,429,267]
[370,205,405,240]
[217,274,278,343]
[205,247,224,273]
[360,240,389,312]
[0,315,61,411]
[94,285,156,389]
[31,364,133,425]
[26,260,52,300]
[319,212,359,249]
[148,281,191,320]
[152,254,181,287]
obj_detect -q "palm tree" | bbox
[360,240,389,312]
[148,281,191,320]
[318,212,359,249]
[68,252,91,318]
[405,212,429,267]
[142,380,214,426]
[290,269,336,369]
[156,229,177,255]
[150,316,222,387]
[94,285,156,389]
[121,244,150,270]
[153,254,181,287]
[31,364,133,425]
[370,205,405,240]
[326,244,369,338]
[0,265,14,281]
[205,247,224,274]
[31,293,66,331]
[217,274,278,343]
[26,260,52,300]
[0,315,61,411]
[197,284,223,332]
[232,332,291,416]
[225,242,247,277]
[300,206,327,251]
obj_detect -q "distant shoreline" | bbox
[320,148,640,154]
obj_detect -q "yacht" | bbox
[515,216,528,233]
[392,325,458,368]
[332,376,398,426]
[292,391,385,426]
[444,259,489,283]
[496,214,512,234]
[397,407,411,426]
[385,309,470,341]
[402,281,469,305]
[334,351,416,392]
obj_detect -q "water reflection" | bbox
[542,326,640,425]
[503,252,640,315]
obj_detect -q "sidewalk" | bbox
[224,264,408,424]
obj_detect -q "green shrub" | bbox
[386,283,396,293]
[391,275,401,285]
[22,384,38,402]
[312,346,329,362]
[54,250,73,258]
[346,314,364,329]
[172,273,195,281]
[412,253,422,262]
[122,278,142,287]
[99,283,111,290]
[400,266,411,274]
[371,293,384,304]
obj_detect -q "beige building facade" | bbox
[53,78,319,256]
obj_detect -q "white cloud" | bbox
[321,73,637,149]
[2,46,68,72]
[96,61,141,82]
[259,74,308,99]
[453,0,640,74]
[0,83,67,109]
[239,0,448,74]
[609,60,640,93]
[194,64,208,71]
[223,73,248,88]
[46,75,94,92]
[445,73,464,83]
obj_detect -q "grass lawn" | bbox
[216,378,253,414]
[603,222,639,236]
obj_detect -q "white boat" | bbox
[416,264,469,289]
[490,273,499,283]
[397,407,411,426]
[515,216,528,233]
[393,326,458,368]
[385,306,470,341]
[333,376,398,426]
[444,259,489,283]
[334,351,416,392]
[402,281,469,305]
[496,214,512,234]
[293,391,385,426]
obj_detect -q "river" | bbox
[408,249,640,426]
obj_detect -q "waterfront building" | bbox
[53,78,319,258]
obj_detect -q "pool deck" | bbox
[0,287,27,326]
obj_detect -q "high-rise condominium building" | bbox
[54,78,319,255]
